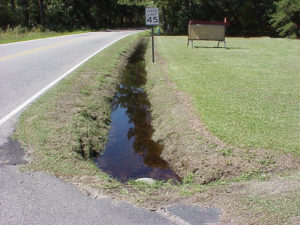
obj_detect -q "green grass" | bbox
[14,32,142,177]
[0,26,90,44]
[242,191,300,224]
[155,36,300,154]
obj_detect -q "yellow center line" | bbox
[0,36,89,62]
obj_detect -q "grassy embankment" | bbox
[145,36,300,186]
[14,33,142,178]
[145,36,300,224]
[0,26,90,44]
[14,31,300,223]
[155,37,300,154]
[13,33,195,207]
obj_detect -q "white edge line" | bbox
[0,32,136,126]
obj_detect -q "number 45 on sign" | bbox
[145,8,159,26]
[145,7,159,63]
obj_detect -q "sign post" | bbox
[151,26,154,63]
[145,7,159,63]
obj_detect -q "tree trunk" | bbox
[24,0,29,27]
[162,6,168,34]
[10,0,16,13]
[38,0,44,26]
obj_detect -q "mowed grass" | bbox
[155,36,300,154]
[242,191,300,224]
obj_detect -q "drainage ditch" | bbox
[95,40,180,182]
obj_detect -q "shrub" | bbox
[270,0,300,38]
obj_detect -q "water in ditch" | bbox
[95,40,180,182]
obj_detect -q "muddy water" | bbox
[95,41,180,182]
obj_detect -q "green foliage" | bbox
[0,0,145,31]
[270,0,300,38]
[220,148,233,156]
[46,0,72,30]
[118,0,155,7]
[0,27,87,44]
[176,3,191,34]
[0,0,16,28]
[1,0,299,37]
[183,173,195,184]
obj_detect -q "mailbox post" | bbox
[145,7,159,63]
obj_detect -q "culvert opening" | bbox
[95,39,180,183]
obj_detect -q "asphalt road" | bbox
[0,30,175,225]
[0,31,222,225]
[0,30,139,145]
[0,165,177,225]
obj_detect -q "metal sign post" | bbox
[145,7,159,63]
[151,27,154,63]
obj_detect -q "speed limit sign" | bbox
[145,7,159,63]
[145,8,159,26]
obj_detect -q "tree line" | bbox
[1,0,299,37]
[0,0,145,31]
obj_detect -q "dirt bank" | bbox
[15,35,300,224]
[145,47,300,184]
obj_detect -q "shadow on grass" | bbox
[193,46,246,50]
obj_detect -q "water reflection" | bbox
[95,40,179,182]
